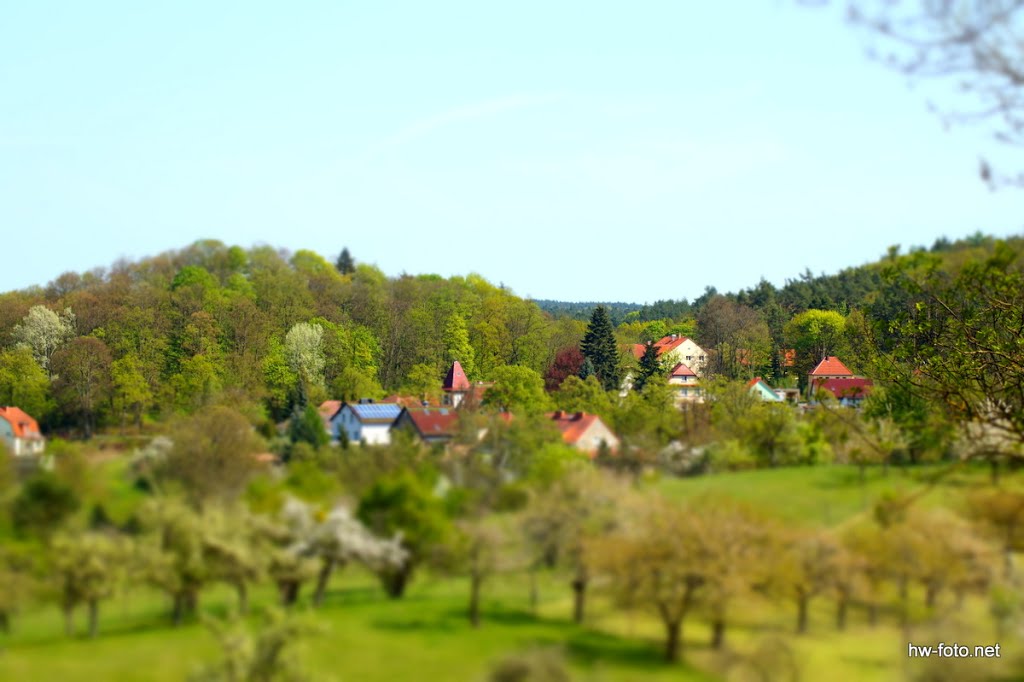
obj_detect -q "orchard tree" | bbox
[160,406,265,507]
[357,473,450,598]
[53,532,127,638]
[581,306,621,391]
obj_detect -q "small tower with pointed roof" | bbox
[442,361,472,408]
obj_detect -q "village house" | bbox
[330,400,403,445]
[808,356,873,406]
[0,406,45,457]
[547,411,620,456]
[667,362,704,404]
[747,377,783,402]
[392,406,461,445]
[631,334,707,376]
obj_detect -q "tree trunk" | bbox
[991,458,1000,486]
[172,594,184,626]
[469,572,482,628]
[236,581,249,615]
[381,564,412,599]
[185,589,199,618]
[836,595,848,630]
[571,577,587,624]
[664,619,682,662]
[0,610,9,634]
[279,580,301,606]
[797,595,809,634]
[64,605,74,637]
[88,599,99,639]
[899,577,909,628]
[710,619,725,650]
[925,583,938,609]
[528,568,538,614]
[313,558,336,608]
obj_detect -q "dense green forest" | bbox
[0,232,1014,438]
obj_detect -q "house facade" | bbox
[547,411,620,456]
[0,406,45,457]
[667,362,704,404]
[330,401,402,445]
[747,377,783,402]
[392,406,461,445]
[632,335,707,376]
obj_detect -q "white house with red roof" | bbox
[667,362,704,404]
[808,356,873,405]
[0,406,45,456]
[631,335,707,376]
[547,411,619,457]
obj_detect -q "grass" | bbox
[2,461,1019,681]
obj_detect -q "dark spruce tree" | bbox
[578,357,595,380]
[335,247,356,275]
[633,341,662,392]
[581,305,621,392]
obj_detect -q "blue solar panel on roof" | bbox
[351,404,402,420]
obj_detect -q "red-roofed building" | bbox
[393,406,461,445]
[816,378,874,407]
[442,361,472,407]
[547,411,619,457]
[318,400,342,433]
[809,356,853,380]
[667,362,704,404]
[630,335,706,375]
[0,406,45,457]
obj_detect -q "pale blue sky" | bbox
[2,2,1020,302]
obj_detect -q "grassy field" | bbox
[1,461,1019,681]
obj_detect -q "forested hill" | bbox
[0,233,1018,437]
[537,232,1018,322]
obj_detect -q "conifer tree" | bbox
[633,341,663,393]
[581,306,620,392]
[335,247,356,275]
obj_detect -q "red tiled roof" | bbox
[546,411,602,446]
[631,335,690,360]
[0,407,41,440]
[670,362,697,378]
[318,400,342,420]
[816,378,874,399]
[746,377,764,389]
[404,407,460,437]
[442,361,471,392]
[809,356,853,377]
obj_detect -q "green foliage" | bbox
[485,365,551,415]
[11,472,80,539]
[444,313,476,379]
[0,346,52,420]
[784,310,847,384]
[357,472,450,597]
[581,306,621,391]
[191,608,318,682]
[632,341,663,393]
[553,375,614,418]
[288,404,329,449]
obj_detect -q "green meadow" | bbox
[1,461,1017,681]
